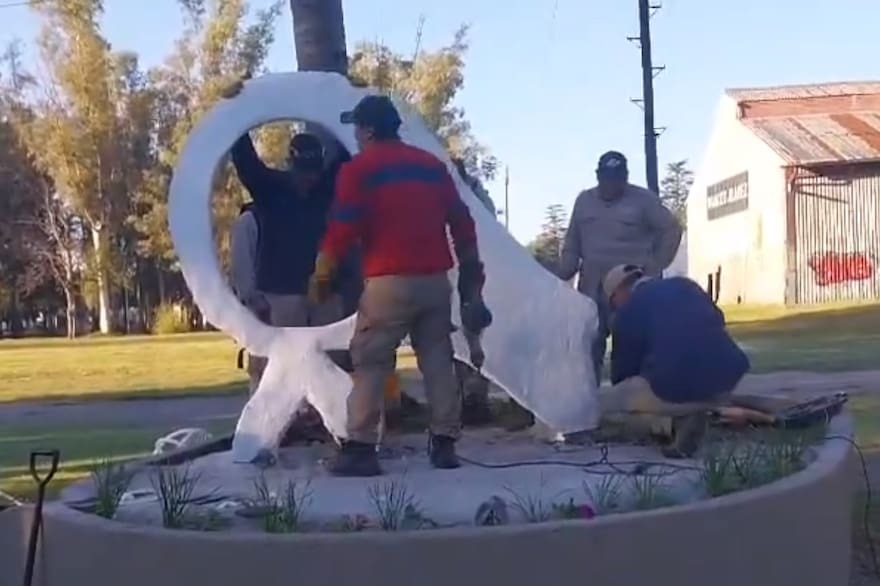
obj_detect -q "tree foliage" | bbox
[529,204,568,270]
[132,0,283,272]
[348,25,497,184]
[0,3,497,337]
[660,159,693,226]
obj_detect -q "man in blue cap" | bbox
[558,151,682,385]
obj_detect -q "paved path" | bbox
[1,370,879,430]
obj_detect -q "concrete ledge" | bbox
[0,414,856,586]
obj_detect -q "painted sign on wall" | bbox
[706,171,749,220]
[808,252,875,286]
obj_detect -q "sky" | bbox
[1,0,879,243]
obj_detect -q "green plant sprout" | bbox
[583,474,623,514]
[150,464,202,529]
[251,473,313,533]
[91,459,135,519]
[504,476,552,523]
[630,474,675,511]
[368,477,421,531]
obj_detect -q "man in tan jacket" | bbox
[558,151,682,385]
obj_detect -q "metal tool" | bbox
[23,449,59,586]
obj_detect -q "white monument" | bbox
[168,72,599,463]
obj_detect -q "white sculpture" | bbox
[168,72,599,463]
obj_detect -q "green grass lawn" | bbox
[0,420,236,501]
[726,303,880,373]
[0,333,246,403]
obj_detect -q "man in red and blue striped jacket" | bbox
[309,95,488,476]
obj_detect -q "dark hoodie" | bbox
[231,134,360,304]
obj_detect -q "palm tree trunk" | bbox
[289,0,348,74]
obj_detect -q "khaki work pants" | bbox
[247,293,344,395]
[347,274,460,444]
[599,376,730,439]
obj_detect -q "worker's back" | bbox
[337,140,463,278]
[616,276,750,402]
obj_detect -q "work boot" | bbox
[661,413,708,459]
[328,440,382,477]
[429,435,461,469]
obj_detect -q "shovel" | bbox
[22,449,59,586]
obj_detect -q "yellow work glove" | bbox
[308,252,337,304]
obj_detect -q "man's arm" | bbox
[557,195,583,280]
[442,168,479,264]
[230,213,257,302]
[230,133,282,203]
[609,308,645,384]
[320,161,366,263]
[643,194,683,275]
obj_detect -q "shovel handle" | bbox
[29,450,60,487]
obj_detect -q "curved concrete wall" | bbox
[0,415,856,586]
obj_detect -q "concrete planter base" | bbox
[0,414,856,586]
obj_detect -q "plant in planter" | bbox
[150,464,203,529]
[504,477,552,523]
[91,459,135,519]
[368,477,426,531]
[758,429,809,481]
[251,473,313,533]
[630,474,675,511]
[699,441,741,497]
[583,473,624,514]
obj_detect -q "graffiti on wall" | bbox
[808,252,875,286]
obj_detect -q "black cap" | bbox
[596,151,628,178]
[288,133,324,172]
[340,95,402,134]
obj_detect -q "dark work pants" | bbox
[590,290,611,386]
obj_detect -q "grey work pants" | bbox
[247,293,344,395]
[347,274,460,444]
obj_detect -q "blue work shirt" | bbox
[610,277,750,403]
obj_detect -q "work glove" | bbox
[457,258,492,334]
[461,297,493,334]
[308,252,337,304]
[457,258,486,304]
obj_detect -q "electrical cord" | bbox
[824,434,879,579]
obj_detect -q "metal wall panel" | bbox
[791,164,880,304]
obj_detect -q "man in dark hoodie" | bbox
[223,80,360,331]
[222,79,361,433]
[600,264,750,458]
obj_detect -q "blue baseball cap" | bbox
[596,151,628,178]
[340,95,402,134]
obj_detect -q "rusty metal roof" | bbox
[743,112,880,165]
[727,81,880,102]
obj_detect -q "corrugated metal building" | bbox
[687,81,880,305]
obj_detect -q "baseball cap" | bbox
[602,264,645,300]
[340,95,402,133]
[596,151,628,178]
[288,133,325,172]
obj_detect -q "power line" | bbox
[0,0,42,9]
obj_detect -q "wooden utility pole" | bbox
[290,0,348,74]
[629,0,665,194]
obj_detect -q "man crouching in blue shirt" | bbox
[601,264,750,458]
